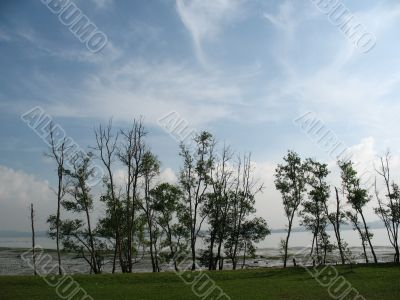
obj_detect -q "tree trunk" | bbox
[30,204,37,276]
[208,230,216,270]
[360,211,378,263]
[241,242,247,269]
[284,217,294,268]
[191,238,196,270]
[83,192,99,274]
[56,169,62,275]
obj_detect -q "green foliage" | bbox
[275,150,307,219]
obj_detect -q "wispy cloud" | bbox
[176,0,245,66]
[46,59,244,125]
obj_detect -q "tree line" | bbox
[42,119,400,275]
[275,150,400,267]
[45,119,269,274]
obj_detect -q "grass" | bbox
[1,264,399,299]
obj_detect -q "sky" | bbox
[1,0,400,232]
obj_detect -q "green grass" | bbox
[1,264,399,299]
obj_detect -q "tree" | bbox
[374,152,400,263]
[46,122,68,275]
[94,120,120,273]
[325,187,347,264]
[138,151,160,272]
[30,203,37,276]
[339,160,377,263]
[239,217,270,268]
[151,183,189,271]
[275,150,307,267]
[179,131,215,270]
[51,153,105,274]
[346,211,369,263]
[204,144,234,270]
[301,158,330,265]
[224,153,264,270]
[118,118,147,272]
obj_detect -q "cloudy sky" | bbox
[1,0,400,232]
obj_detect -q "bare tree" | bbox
[30,203,37,275]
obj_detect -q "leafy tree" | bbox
[346,211,370,263]
[224,154,264,270]
[204,145,234,270]
[93,120,120,273]
[46,122,68,275]
[117,118,147,272]
[339,160,377,263]
[324,187,348,264]
[239,217,270,268]
[179,131,215,270]
[374,152,400,263]
[151,183,189,271]
[138,151,160,272]
[50,153,105,274]
[275,150,307,267]
[301,158,330,264]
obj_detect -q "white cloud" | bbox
[159,167,178,184]
[0,166,54,231]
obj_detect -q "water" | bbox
[0,228,395,275]
[258,228,392,248]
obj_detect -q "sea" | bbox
[0,228,395,275]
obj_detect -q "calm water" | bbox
[0,228,395,275]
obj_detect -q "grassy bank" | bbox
[1,264,399,299]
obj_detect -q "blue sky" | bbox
[1,0,400,231]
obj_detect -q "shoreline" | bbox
[1,245,397,276]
